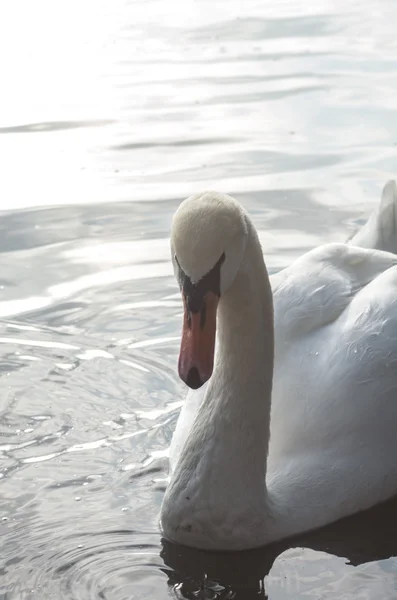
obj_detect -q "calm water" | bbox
[1,0,397,597]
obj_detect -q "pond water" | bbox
[1,0,397,598]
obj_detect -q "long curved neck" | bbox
[161,219,274,550]
[214,219,274,476]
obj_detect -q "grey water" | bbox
[1,0,397,598]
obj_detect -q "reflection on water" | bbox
[1,0,397,598]
[162,496,397,599]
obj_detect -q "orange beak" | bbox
[178,291,219,389]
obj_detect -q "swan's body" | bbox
[161,181,397,550]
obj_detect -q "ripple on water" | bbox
[1,528,167,600]
[0,311,180,599]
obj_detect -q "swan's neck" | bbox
[161,222,274,550]
[214,223,274,475]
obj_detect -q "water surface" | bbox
[1,0,397,598]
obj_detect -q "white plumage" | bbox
[161,180,397,550]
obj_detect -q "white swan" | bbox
[160,181,397,551]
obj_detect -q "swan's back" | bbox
[268,239,397,514]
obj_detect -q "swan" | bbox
[160,180,397,551]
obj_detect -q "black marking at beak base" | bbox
[200,302,206,329]
[175,252,225,313]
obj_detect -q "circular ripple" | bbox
[9,531,166,600]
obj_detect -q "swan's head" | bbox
[171,191,248,389]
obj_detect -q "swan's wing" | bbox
[271,242,397,339]
[270,242,397,462]
[269,256,397,524]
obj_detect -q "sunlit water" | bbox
[1,0,397,598]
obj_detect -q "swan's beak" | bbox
[178,291,218,389]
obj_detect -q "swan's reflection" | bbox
[161,495,397,599]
